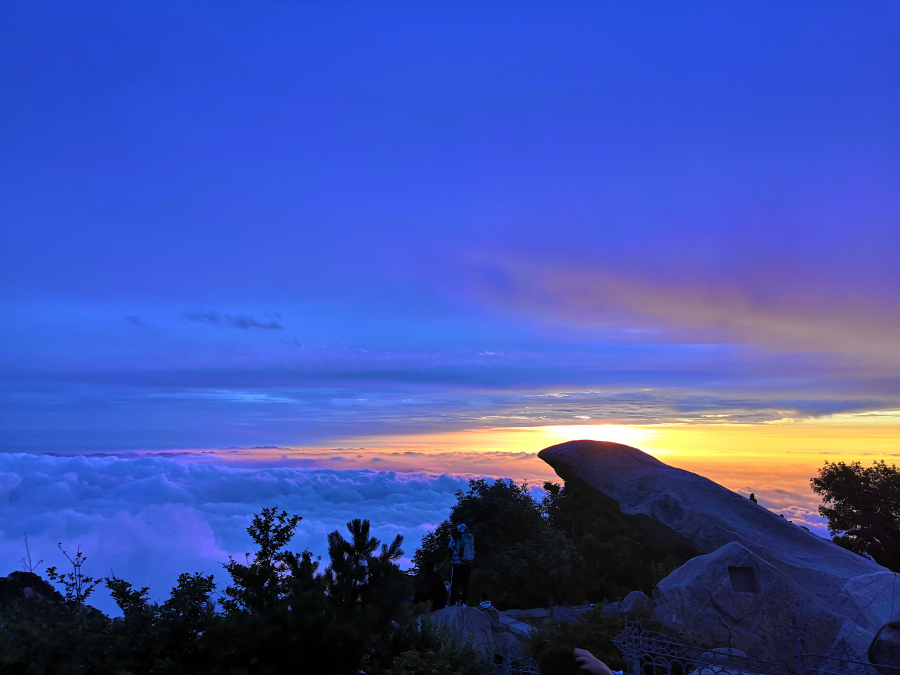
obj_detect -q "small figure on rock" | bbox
[749,493,758,504]
[449,523,474,605]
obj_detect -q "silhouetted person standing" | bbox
[449,523,474,605]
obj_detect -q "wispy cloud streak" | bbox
[182,311,285,331]
[467,258,900,367]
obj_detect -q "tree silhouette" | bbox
[1,507,477,675]
[812,460,900,571]
[45,543,99,605]
[222,506,304,613]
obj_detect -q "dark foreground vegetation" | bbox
[2,461,897,674]
[813,460,900,572]
[1,477,682,675]
[2,506,492,675]
[413,477,693,608]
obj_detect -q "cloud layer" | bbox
[5,372,893,453]
[0,449,833,615]
[468,259,900,367]
[0,453,469,614]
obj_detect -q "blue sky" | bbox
[2,1,900,452]
[4,1,900,613]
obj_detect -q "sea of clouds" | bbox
[0,450,831,615]
[0,453,472,614]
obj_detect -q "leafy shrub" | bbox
[378,618,490,675]
[414,477,689,609]
[812,460,900,571]
[413,479,575,608]
[529,608,627,671]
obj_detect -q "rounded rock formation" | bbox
[538,440,895,660]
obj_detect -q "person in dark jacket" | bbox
[413,558,447,611]
[449,523,474,606]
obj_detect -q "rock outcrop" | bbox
[650,541,843,664]
[0,571,63,608]
[620,590,654,617]
[538,440,895,660]
[429,606,528,661]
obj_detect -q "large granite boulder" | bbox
[429,606,527,660]
[651,541,843,665]
[834,572,900,635]
[620,590,654,617]
[538,440,894,656]
[430,606,493,652]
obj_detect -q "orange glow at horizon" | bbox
[321,414,900,463]
[179,414,899,529]
[312,415,900,506]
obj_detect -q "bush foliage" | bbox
[812,460,900,571]
[413,477,690,608]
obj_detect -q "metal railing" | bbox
[612,618,788,675]
[550,604,594,624]
[493,615,900,675]
[612,618,900,675]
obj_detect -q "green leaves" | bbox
[222,506,307,614]
[325,519,411,636]
[413,476,689,608]
[811,460,900,570]
[44,544,100,606]
[328,518,382,578]
[106,576,151,618]
[248,507,303,562]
